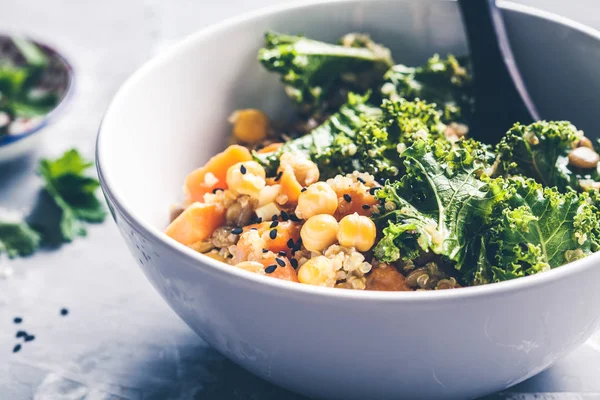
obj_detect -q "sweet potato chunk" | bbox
[184,145,252,204]
[165,202,225,245]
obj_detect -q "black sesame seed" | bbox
[262,248,269,253]
[13,344,21,353]
[270,220,279,229]
[269,229,277,240]
[292,239,302,253]
[60,308,69,316]
[301,187,307,192]
[24,335,35,342]
[254,217,263,224]
[286,238,295,249]
[362,204,371,210]
[290,258,299,269]
[357,177,366,184]
[276,258,286,267]
[271,214,278,221]
[289,214,301,222]
[16,331,27,338]
[231,227,243,234]
[369,187,380,195]
[13,317,22,324]
[343,194,352,202]
[265,265,277,274]
[240,164,247,174]
[280,211,290,221]
[278,251,287,256]
[274,171,283,181]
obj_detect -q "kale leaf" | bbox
[258,32,393,114]
[495,121,584,191]
[381,54,473,124]
[373,138,493,266]
[39,149,106,242]
[468,177,599,284]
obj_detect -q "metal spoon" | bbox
[458,0,539,143]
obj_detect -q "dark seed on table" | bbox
[280,211,289,221]
[291,258,299,269]
[276,258,286,267]
[343,194,352,202]
[274,171,283,181]
[287,238,295,249]
[362,204,371,210]
[16,331,27,338]
[240,164,247,174]
[270,220,279,228]
[231,227,243,234]
[265,265,277,274]
[269,229,277,240]
[278,251,287,257]
[13,317,22,324]
[24,335,35,342]
[301,187,307,192]
[13,344,21,353]
[357,177,366,184]
[60,308,69,316]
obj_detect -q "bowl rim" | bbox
[0,34,75,147]
[97,0,600,303]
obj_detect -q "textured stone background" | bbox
[1,1,600,399]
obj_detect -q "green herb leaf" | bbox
[0,215,41,258]
[39,149,106,242]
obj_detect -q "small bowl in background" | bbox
[0,34,74,162]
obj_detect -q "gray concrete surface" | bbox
[1,1,600,399]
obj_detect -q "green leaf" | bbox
[495,121,585,191]
[0,214,41,258]
[373,139,493,265]
[39,149,106,242]
[381,54,473,124]
[468,177,599,284]
[259,31,393,114]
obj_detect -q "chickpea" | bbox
[301,214,339,253]
[296,182,338,219]
[297,256,336,287]
[568,147,600,169]
[337,213,377,252]
[229,109,269,143]
[226,161,266,197]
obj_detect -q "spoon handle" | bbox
[458,0,539,142]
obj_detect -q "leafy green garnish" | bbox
[373,139,492,267]
[495,121,583,191]
[467,177,599,284]
[258,31,393,114]
[0,215,41,258]
[253,92,380,175]
[39,149,106,241]
[381,54,473,123]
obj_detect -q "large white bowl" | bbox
[96,1,600,399]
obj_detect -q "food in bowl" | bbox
[166,31,600,291]
[0,36,69,137]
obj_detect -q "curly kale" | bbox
[258,32,393,115]
[466,177,600,284]
[381,54,473,124]
[253,92,381,176]
[373,139,493,266]
[495,121,589,191]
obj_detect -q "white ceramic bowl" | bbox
[97,1,600,399]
